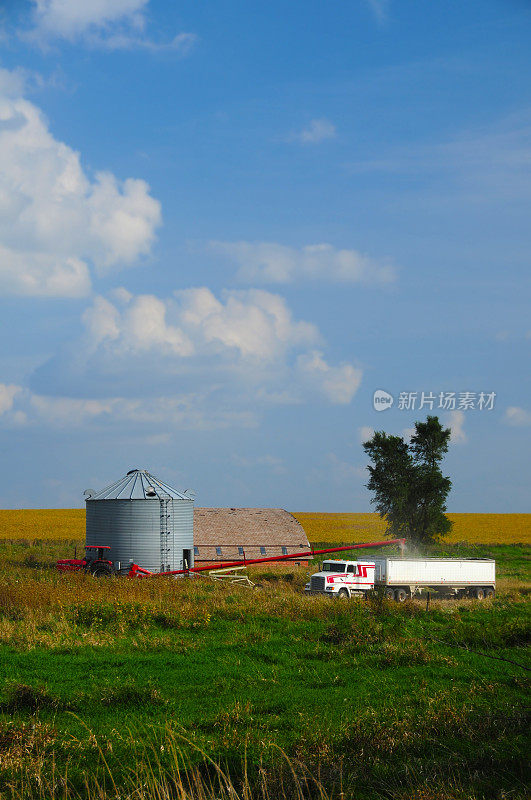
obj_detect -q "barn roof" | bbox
[193,507,310,561]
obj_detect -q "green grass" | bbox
[0,539,529,799]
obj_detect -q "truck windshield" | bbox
[322,562,347,572]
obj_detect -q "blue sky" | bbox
[0,0,529,511]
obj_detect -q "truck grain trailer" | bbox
[305,557,496,601]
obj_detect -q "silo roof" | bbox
[86,469,194,501]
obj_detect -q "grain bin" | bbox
[84,469,194,572]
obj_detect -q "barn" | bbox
[193,508,311,567]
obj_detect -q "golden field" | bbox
[294,512,531,545]
[0,509,85,541]
[0,508,529,544]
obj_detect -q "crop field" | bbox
[295,512,531,545]
[0,533,529,800]
[1,509,530,545]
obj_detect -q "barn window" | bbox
[194,546,199,556]
[260,546,266,555]
[238,546,244,555]
[216,546,222,556]
[281,546,288,555]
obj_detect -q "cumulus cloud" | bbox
[445,410,467,444]
[28,287,363,418]
[504,406,531,426]
[177,288,318,360]
[210,241,395,285]
[296,351,362,405]
[294,118,336,144]
[0,69,161,296]
[26,0,197,52]
[80,288,318,364]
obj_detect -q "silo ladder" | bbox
[159,497,171,572]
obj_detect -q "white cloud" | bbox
[297,351,362,405]
[402,427,416,442]
[82,288,318,363]
[31,0,148,39]
[210,241,395,285]
[0,387,256,431]
[0,384,21,415]
[0,69,161,296]
[0,246,91,297]
[445,410,467,444]
[27,288,363,423]
[93,31,198,54]
[26,0,197,53]
[294,118,336,144]
[119,295,193,356]
[177,287,318,360]
[358,425,374,443]
[504,406,531,426]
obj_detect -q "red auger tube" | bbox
[127,538,406,577]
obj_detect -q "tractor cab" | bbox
[84,545,111,562]
[56,544,115,576]
[83,545,114,576]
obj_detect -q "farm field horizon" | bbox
[0,509,529,545]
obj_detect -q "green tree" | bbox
[363,415,452,544]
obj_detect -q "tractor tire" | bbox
[90,562,114,578]
[395,588,408,603]
[337,588,349,599]
[384,588,395,600]
[474,587,485,600]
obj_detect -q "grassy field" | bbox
[1,509,530,544]
[0,535,529,799]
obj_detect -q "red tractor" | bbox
[56,545,115,577]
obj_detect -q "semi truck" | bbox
[304,557,496,601]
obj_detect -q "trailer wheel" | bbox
[90,562,114,577]
[395,588,408,603]
[384,588,395,600]
[474,587,485,600]
[485,587,495,598]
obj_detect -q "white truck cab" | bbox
[304,560,375,598]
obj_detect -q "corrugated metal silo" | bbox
[85,469,194,572]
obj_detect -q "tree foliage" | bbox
[363,416,452,544]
